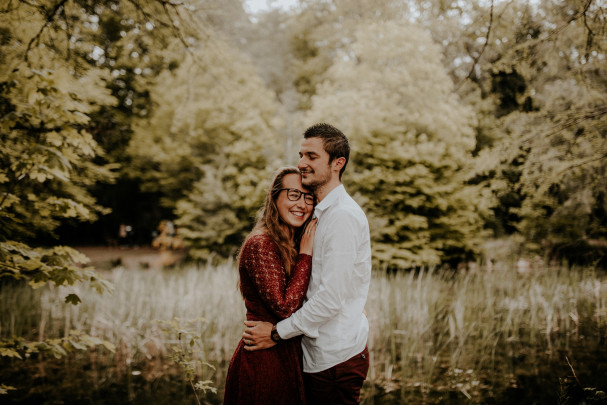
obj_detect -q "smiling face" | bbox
[298,137,333,190]
[276,173,313,229]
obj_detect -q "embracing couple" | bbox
[223,123,372,405]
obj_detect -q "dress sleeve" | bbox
[241,235,312,320]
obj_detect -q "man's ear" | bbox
[332,157,346,172]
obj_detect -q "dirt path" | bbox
[75,246,185,270]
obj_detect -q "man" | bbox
[243,123,372,404]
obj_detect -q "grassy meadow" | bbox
[1,258,606,404]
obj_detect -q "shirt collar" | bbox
[314,184,345,220]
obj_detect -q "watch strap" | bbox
[270,324,281,343]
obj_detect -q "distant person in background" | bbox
[243,123,372,405]
[152,220,183,250]
[165,220,175,236]
[223,166,317,405]
[125,225,134,247]
[118,224,128,248]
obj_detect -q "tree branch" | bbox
[520,106,607,145]
[60,3,72,60]
[125,0,171,29]
[455,0,493,91]
[581,0,594,58]
[24,0,69,62]
[558,152,607,175]
[565,356,582,387]
[0,0,19,13]
[123,0,201,55]
[161,0,193,50]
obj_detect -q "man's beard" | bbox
[302,168,331,191]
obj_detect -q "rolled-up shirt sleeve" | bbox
[277,209,359,339]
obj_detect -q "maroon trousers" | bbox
[303,346,369,405]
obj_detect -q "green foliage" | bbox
[462,0,607,263]
[380,0,607,265]
[2,0,605,271]
[301,20,489,268]
[0,0,182,393]
[1,309,116,393]
[49,0,222,243]
[0,59,116,240]
[175,164,274,260]
[127,36,284,260]
[0,331,115,361]
[0,0,210,262]
[283,0,411,112]
[0,0,116,301]
[0,6,117,363]
[0,242,111,294]
[0,240,115,392]
[0,385,16,395]
[158,318,217,404]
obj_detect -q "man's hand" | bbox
[242,320,276,351]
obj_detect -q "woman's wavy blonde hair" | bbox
[242,166,312,276]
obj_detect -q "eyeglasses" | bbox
[280,188,314,205]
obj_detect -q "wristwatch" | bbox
[270,324,281,343]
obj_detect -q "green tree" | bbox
[396,0,606,263]
[0,0,120,378]
[53,0,215,245]
[244,0,606,266]
[463,0,607,263]
[302,20,488,268]
[283,0,411,112]
[127,35,285,260]
[0,0,203,389]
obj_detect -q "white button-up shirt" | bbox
[277,184,372,372]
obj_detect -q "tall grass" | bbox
[1,262,606,403]
[365,264,607,402]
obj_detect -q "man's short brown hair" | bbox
[303,123,350,180]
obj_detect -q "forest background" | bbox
[1,0,606,402]
[2,0,606,271]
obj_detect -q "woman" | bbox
[223,166,317,405]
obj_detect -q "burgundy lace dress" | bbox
[223,233,312,405]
